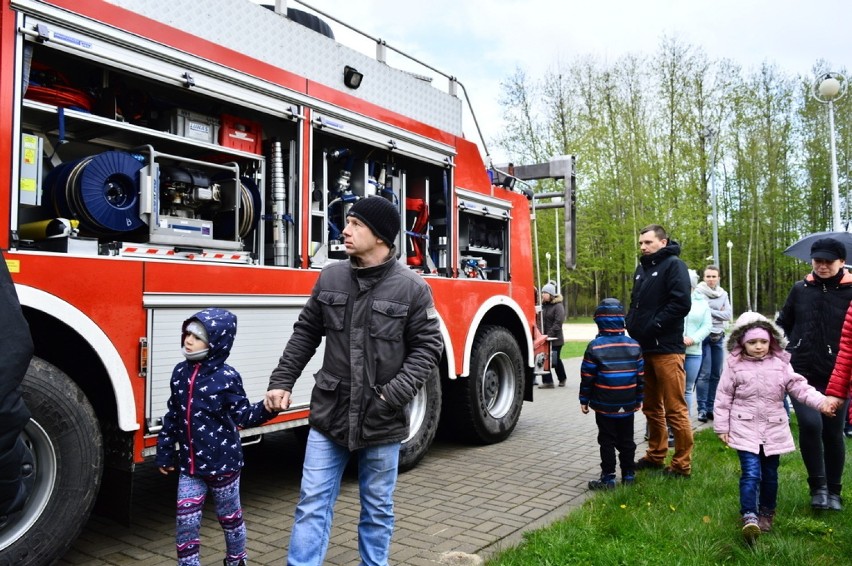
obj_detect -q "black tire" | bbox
[454,326,524,444]
[0,357,103,566]
[399,368,441,472]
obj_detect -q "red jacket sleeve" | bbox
[827,302,852,398]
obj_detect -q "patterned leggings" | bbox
[176,471,247,566]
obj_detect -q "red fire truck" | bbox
[0,0,575,562]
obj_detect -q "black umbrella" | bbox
[783,231,852,263]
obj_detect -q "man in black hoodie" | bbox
[625,225,693,477]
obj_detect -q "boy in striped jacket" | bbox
[580,298,645,489]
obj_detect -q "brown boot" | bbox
[757,508,775,532]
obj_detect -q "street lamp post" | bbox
[703,127,720,265]
[813,72,848,232]
[726,240,734,313]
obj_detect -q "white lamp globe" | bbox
[819,76,842,99]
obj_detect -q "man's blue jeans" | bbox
[288,428,400,566]
[737,448,779,515]
[696,335,725,413]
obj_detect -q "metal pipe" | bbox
[555,208,561,291]
[270,140,287,266]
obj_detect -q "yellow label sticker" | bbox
[23,147,35,165]
[6,259,20,273]
[20,178,36,192]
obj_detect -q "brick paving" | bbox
[60,340,650,565]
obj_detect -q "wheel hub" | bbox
[481,352,512,419]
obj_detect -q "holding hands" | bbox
[820,396,846,417]
[264,389,292,412]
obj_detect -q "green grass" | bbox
[561,341,588,359]
[485,426,852,565]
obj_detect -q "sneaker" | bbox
[634,458,664,471]
[697,410,708,423]
[668,435,675,448]
[741,512,760,542]
[845,423,852,438]
[558,381,566,387]
[622,474,635,486]
[662,466,691,479]
[538,383,555,389]
[588,474,616,490]
[707,411,714,420]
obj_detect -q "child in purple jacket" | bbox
[713,312,834,543]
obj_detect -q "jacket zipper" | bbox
[186,363,201,475]
[821,283,832,355]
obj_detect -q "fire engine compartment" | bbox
[12,2,513,280]
[17,37,282,263]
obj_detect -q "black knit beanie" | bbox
[347,196,400,247]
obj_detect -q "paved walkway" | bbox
[59,353,653,566]
[562,323,597,341]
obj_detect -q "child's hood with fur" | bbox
[726,311,788,359]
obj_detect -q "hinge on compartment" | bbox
[35,23,49,43]
[138,337,148,378]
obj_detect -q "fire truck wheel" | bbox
[399,367,441,472]
[455,326,524,444]
[0,357,103,565]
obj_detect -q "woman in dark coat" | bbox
[539,282,567,388]
[776,237,852,510]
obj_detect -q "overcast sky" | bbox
[262,0,850,162]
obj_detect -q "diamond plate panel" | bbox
[104,0,463,136]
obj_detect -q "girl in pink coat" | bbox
[714,312,832,542]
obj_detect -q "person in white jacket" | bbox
[683,269,711,417]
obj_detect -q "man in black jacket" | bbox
[265,196,442,566]
[0,250,35,526]
[625,225,693,477]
